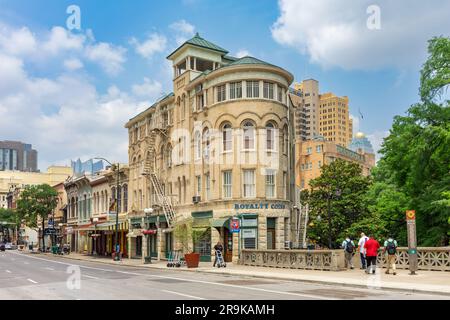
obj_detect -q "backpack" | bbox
[386,240,397,255]
[345,240,354,253]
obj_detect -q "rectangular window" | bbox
[277,86,283,102]
[196,176,201,196]
[283,171,287,199]
[223,127,232,152]
[242,229,257,249]
[217,85,226,102]
[229,82,242,99]
[246,81,259,98]
[223,171,232,199]
[205,173,211,201]
[243,169,256,198]
[265,170,276,199]
[263,82,274,99]
[316,145,322,153]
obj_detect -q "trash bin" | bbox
[51,246,58,254]
[144,256,152,264]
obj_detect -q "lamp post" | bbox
[92,217,98,255]
[58,223,63,253]
[94,157,121,261]
[144,208,154,264]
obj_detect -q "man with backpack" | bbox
[341,236,355,269]
[383,236,398,275]
[364,234,380,274]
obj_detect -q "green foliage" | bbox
[304,159,371,248]
[370,36,450,246]
[0,208,16,225]
[16,184,58,229]
[173,217,205,254]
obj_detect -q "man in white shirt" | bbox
[358,232,369,269]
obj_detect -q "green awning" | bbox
[193,218,211,228]
[211,218,230,229]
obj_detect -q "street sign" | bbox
[406,210,418,275]
[230,218,240,233]
[44,228,57,235]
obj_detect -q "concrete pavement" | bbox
[1,250,449,300]
[15,250,450,297]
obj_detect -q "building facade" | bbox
[295,136,375,190]
[0,140,38,172]
[126,34,296,263]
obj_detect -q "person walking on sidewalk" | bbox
[364,234,380,274]
[213,241,224,267]
[383,236,398,275]
[358,232,369,269]
[341,236,355,269]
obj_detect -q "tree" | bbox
[303,159,371,248]
[16,184,58,249]
[374,36,450,246]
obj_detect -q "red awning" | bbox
[142,229,157,235]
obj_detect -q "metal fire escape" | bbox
[143,124,176,228]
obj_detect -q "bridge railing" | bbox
[376,247,450,271]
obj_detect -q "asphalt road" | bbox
[0,250,448,300]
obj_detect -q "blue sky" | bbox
[0,0,448,170]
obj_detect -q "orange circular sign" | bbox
[406,210,416,220]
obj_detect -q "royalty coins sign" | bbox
[230,218,240,233]
[406,210,418,274]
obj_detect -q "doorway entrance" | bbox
[224,228,233,262]
[267,218,276,250]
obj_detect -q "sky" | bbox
[0,0,449,171]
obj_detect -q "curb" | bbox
[28,252,450,297]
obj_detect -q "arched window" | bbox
[194,131,202,160]
[222,123,232,152]
[117,186,122,213]
[123,184,128,212]
[166,144,172,168]
[182,94,186,120]
[111,187,116,212]
[243,121,255,150]
[266,122,275,151]
[283,125,288,154]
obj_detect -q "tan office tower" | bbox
[318,92,352,147]
[293,79,320,139]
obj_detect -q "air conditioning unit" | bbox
[193,196,201,204]
[284,241,292,250]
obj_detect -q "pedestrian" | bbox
[341,236,355,269]
[358,232,369,269]
[364,234,380,274]
[213,241,223,267]
[383,235,398,275]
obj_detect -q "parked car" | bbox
[0,243,5,251]
[4,243,12,250]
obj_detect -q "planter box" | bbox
[184,253,200,268]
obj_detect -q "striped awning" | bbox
[107,220,129,231]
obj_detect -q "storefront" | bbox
[192,211,213,262]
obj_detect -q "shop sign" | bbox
[242,229,256,238]
[241,218,258,227]
[234,203,286,210]
[230,218,240,233]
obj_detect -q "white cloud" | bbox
[41,26,85,55]
[132,78,163,99]
[170,20,195,35]
[271,0,450,70]
[85,42,127,76]
[367,130,389,161]
[130,33,167,59]
[63,58,83,71]
[0,25,37,56]
[236,49,251,58]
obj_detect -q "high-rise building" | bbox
[71,158,104,176]
[293,79,320,139]
[0,141,38,172]
[318,92,352,147]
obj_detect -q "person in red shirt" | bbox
[363,234,380,274]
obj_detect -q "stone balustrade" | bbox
[240,249,346,271]
[376,247,450,271]
[240,247,450,272]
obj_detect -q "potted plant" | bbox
[173,218,201,268]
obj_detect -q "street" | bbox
[0,250,448,300]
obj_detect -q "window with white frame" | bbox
[243,169,256,198]
[229,82,242,99]
[246,81,259,98]
[222,123,232,152]
[277,86,283,102]
[194,131,201,160]
[223,171,232,199]
[217,85,226,102]
[266,122,275,151]
[203,128,210,159]
[263,82,274,99]
[243,121,255,150]
[265,169,276,199]
[205,173,211,200]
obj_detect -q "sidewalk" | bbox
[31,251,450,296]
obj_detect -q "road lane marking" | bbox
[162,290,205,300]
[27,279,38,284]
[44,267,54,271]
[23,262,29,265]
[10,252,334,300]
[5,270,11,273]
[84,275,100,280]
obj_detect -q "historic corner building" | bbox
[125,33,297,263]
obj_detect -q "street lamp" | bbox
[94,157,121,261]
[92,217,99,255]
[58,223,63,253]
[144,208,154,264]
